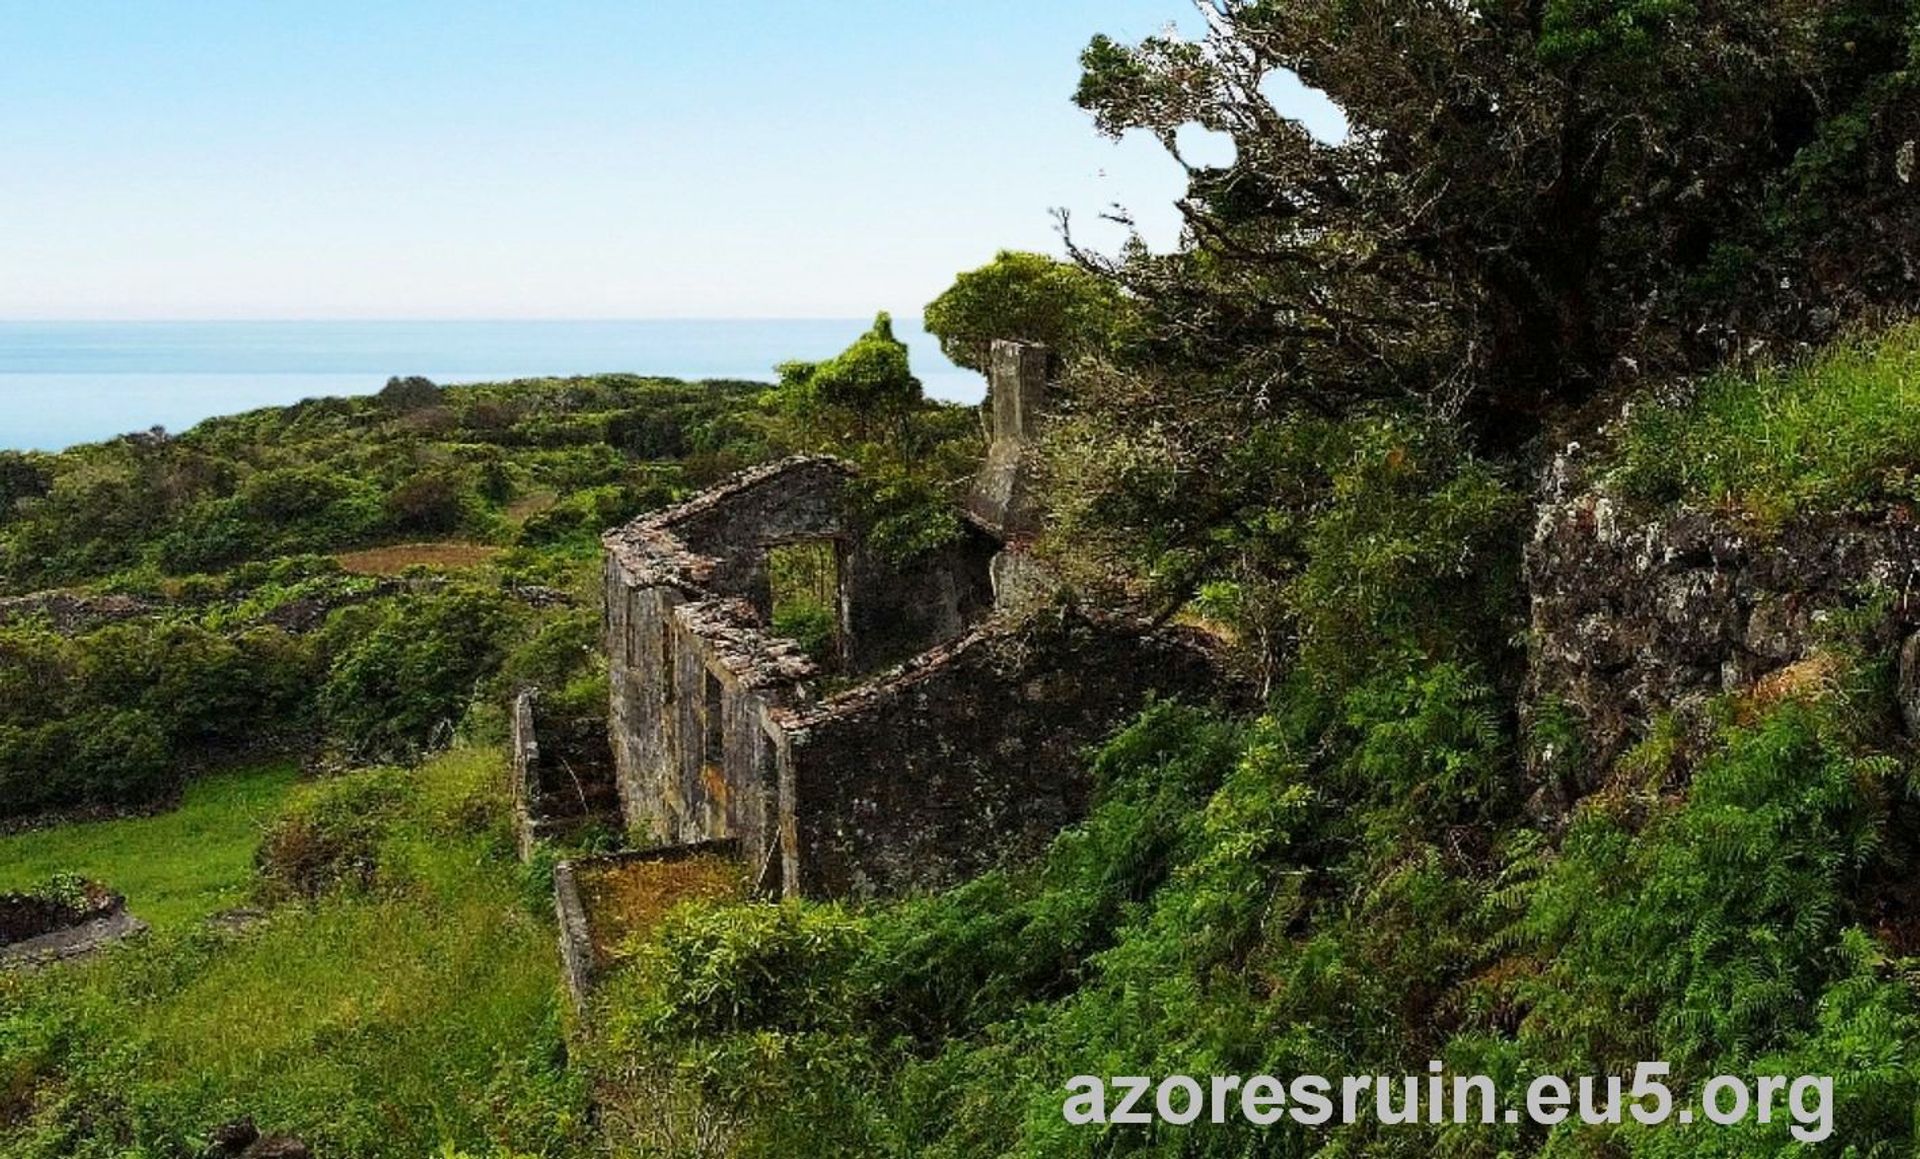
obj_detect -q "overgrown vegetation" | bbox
[11,1,1920,1155]
[0,374,770,592]
[0,325,991,1156]
[1611,320,1920,526]
[585,535,1920,1159]
[0,747,588,1158]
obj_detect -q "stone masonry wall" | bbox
[843,525,998,672]
[1525,448,1920,811]
[605,569,801,873]
[604,455,998,882]
[773,611,1221,899]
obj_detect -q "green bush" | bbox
[318,586,515,759]
[255,768,411,902]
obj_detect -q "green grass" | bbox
[1608,321,1920,526]
[0,746,589,1159]
[0,763,300,931]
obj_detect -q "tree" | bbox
[923,250,1126,373]
[378,375,441,411]
[776,313,924,441]
[1070,0,1920,437]
[1044,0,1920,638]
[0,453,49,523]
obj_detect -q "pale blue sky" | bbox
[0,2,1343,320]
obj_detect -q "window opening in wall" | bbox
[624,590,643,667]
[767,538,842,669]
[661,621,675,704]
[703,671,724,765]
[753,726,781,894]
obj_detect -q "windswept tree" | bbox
[1045,0,1920,637]
[1070,0,1920,436]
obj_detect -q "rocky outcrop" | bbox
[0,881,148,967]
[1524,445,1920,812]
[204,1118,313,1159]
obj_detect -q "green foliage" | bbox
[922,250,1127,373]
[767,540,840,663]
[1611,320,1920,526]
[0,617,311,816]
[318,586,514,760]
[1523,693,1900,1068]
[587,657,1920,1156]
[1047,407,1523,688]
[775,313,923,440]
[254,768,412,902]
[20,872,91,912]
[0,747,589,1159]
[0,374,770,592]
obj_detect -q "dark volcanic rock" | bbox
[0,882,117,946]
[1524,445,1920,814]
[205,1119,312,1159]
[0,883,149,968]
[206,1118,259,1155]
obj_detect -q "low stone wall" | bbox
[1525,449,1920,810]
[552,839,741,1009]
[0,591,155,633]
[552,859,597,1009]
[0,883,147,968]
[510,689,620,861]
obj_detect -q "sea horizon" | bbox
[0,318,983,452]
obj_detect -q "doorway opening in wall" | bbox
[767,538,843,670]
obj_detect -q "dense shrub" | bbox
[384,470,470,534]
[0,375,776,593]
[255,768,411,901]
[318,586,516,760]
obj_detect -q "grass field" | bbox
[0,763,300,932]
[0,747,588,1158]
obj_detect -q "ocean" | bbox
[0,319,985,452]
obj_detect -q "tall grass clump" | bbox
[1611,321,1920,525]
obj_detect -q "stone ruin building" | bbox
[596,340,1220,899]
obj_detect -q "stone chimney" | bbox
[967,340,1049,538]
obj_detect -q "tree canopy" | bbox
[775,312,923,432]
[923,250,1126,373]
[1070,0,1920,436]
[1043,0,1920,634]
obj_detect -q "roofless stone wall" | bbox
[597,342,1227,900]
[772,611,1221,899]
[602,456,999,893]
